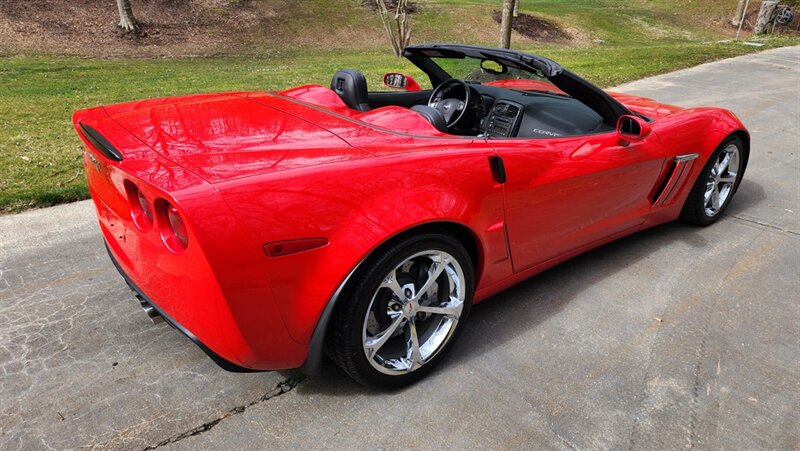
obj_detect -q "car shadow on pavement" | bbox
[285,179,768,395]
[723,179,767,217]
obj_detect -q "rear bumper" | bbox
[104,241,261,373]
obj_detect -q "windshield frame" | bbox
[403,43,563,87]
[403,43,630,126]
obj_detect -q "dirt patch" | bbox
[0,0,381,57]
[490,12,571,43]
[0,0,249,56]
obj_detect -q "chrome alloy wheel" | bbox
[362,250,465,375]
[704,143,740,217]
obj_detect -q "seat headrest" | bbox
[331,69,370,112]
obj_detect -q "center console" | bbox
[484,100,524,138]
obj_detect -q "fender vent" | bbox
[652,153,699,207]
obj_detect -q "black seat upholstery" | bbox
[331,69,370,112]
[411,105,448,133]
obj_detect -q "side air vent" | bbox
[78,123,123,162]
[504,105,519,118]
[652,153,700,207]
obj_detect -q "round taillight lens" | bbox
[156,199,188,253]
[138,190,153,222]
[167,205,188,249]
[126,181,153,231]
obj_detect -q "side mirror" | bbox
[616,114,651,146]
[383,73,421,91]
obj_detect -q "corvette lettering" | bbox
[532,128,562,137]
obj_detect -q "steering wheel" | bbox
[428,78,472,129]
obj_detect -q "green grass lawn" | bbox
[1,0,798,213]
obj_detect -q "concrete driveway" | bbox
[1,46,798,450]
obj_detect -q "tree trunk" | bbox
[375,0,411,57]
[513,0,520,18]
[116,0,138,32]
[753,0,778,34]
[500,0,514,49]
[732,0,747,26]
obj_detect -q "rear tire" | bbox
[327,233,474,388]
[681,136,747,225]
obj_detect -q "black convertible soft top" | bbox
[405,43,564,78]
[404,43,630,126]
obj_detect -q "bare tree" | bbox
[116,0,138,32]
[513,0,520,18]
[375,0,412,57]
[500,0,515,48]
[732,0,747,26]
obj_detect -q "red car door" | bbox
[489,131,666,273]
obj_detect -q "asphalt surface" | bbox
[1,46,799,450]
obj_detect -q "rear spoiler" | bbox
[78,122,123,161]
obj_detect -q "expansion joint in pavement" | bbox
[140,375,305,450]
[726,213,800,236]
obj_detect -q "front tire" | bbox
[681,136,747,225]
[327,233,474,388]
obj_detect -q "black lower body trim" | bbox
[104,242,262,373]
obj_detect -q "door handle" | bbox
[489,156,506,184]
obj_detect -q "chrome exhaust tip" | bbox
[141,303,165,324]
[129,287,165,324]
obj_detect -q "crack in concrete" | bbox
[725,214,799,236]
[141,375,305,450]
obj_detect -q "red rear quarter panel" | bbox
[217,135,511,347]
[74,106,306,370]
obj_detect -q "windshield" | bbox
[427,55,563,94]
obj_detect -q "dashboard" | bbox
[463,84,613,139]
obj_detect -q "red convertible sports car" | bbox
[73,44,748,387]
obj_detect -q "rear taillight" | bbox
[138,190,154,222]
[167,205,188,249]
[126,182,153,231]
[157,199,188,253]
[124,180,188,253]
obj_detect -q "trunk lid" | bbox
[102,92,371,183]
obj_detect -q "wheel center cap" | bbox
[402,302,416,317]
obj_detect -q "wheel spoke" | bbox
[364,313,403,359]
[717,152,732,173]
[408,319,422,371]
[380,269,405,301]
[704,183,715,205]
[719,174,736,184]
[711,185,721,210]
[411,252,447,303]
[417,296,463,319]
